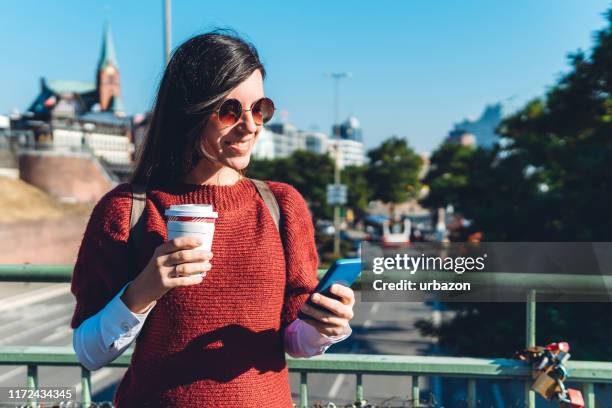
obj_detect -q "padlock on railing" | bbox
[560,389,585,408]
[554,377,584,408]
[546,342,570,353]
[531,368,560,400]
[517,340,584,407]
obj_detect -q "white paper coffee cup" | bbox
[165,204,218,254]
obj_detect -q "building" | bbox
[265,123,305,159]
[452,103,506,149]
[301,131,328,155]
[326,138,365,168]
[332,116,363,142]
[328,116,365,168]
[0,115,9,130]
[253,128,336,161]
[251,127,276,160]
[17,23,133,174]
[0,115,20,179]
[252,116,366,168]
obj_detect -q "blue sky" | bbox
[1,1,610,152]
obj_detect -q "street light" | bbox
[325,72,351,256]
[325,72,352,132]
[163,0,172,65]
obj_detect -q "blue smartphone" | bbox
[298,258,361,320]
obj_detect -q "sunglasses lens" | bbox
[218,99,241,126]
[252,98,275,125]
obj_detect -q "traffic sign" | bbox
[327,183,347,205]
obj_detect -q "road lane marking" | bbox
[0,303,72,333]
[0,284,71,313]
[326,302,377,400]
[0,367,25,383]
[327,373,345,398]
[327,339,360,399]
[0,315,71,345]
[41,325,73,344]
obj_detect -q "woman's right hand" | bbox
[121,236,213,313]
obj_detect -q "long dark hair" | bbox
[131,29,266,187]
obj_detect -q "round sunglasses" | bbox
[214,97,275,127]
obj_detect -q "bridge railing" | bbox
[0,264,610,407]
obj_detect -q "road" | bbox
[0,282,435,406]
[4,283,609,406]
[288,291,435,406]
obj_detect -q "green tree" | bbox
[284,150,334,220]
[247,157,277,181]
[247,151,334,220]
[366,136,423,216]
[341,165,371,220]
[421,142,481,211]
[418,8,612,359]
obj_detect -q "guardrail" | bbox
[1,347,608,407]
[0,264,609,407]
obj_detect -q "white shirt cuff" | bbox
[284,318,351,358]
[99,283,155,350]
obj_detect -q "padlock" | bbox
[531,370,559,400]
[560,388,585,408]
[553,377,584,408]
[546,342,570,353]
[558,342,570,353]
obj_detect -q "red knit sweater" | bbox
[70,179,319,407]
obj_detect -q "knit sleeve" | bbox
[267,182,319,329]
[70,184,136,329]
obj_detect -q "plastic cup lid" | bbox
[165,204,218,218]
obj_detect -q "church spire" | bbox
[98,23,119,70]
[96,23,121,112]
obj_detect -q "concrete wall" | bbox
[0,215,89,264]
[19,150,116,203]
[0,133,19,178]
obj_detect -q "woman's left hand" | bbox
[300,284,355,337]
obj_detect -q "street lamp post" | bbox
[333,144,342,256]
[326,72,351,256]
[163,0,172,65]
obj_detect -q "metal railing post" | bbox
[81,367,92,407]
[26,365,38,407]
[300,372,308,408]
[525,289,536,408]
[467,378,476,408]
[411,375,420,407]
[355,373,364,405]
[583,382,595,408]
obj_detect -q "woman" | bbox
[70,30,355,407]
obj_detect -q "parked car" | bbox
[315,219,335,235]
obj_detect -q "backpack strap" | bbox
[250,178,280,231]
[129,184,147,248]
